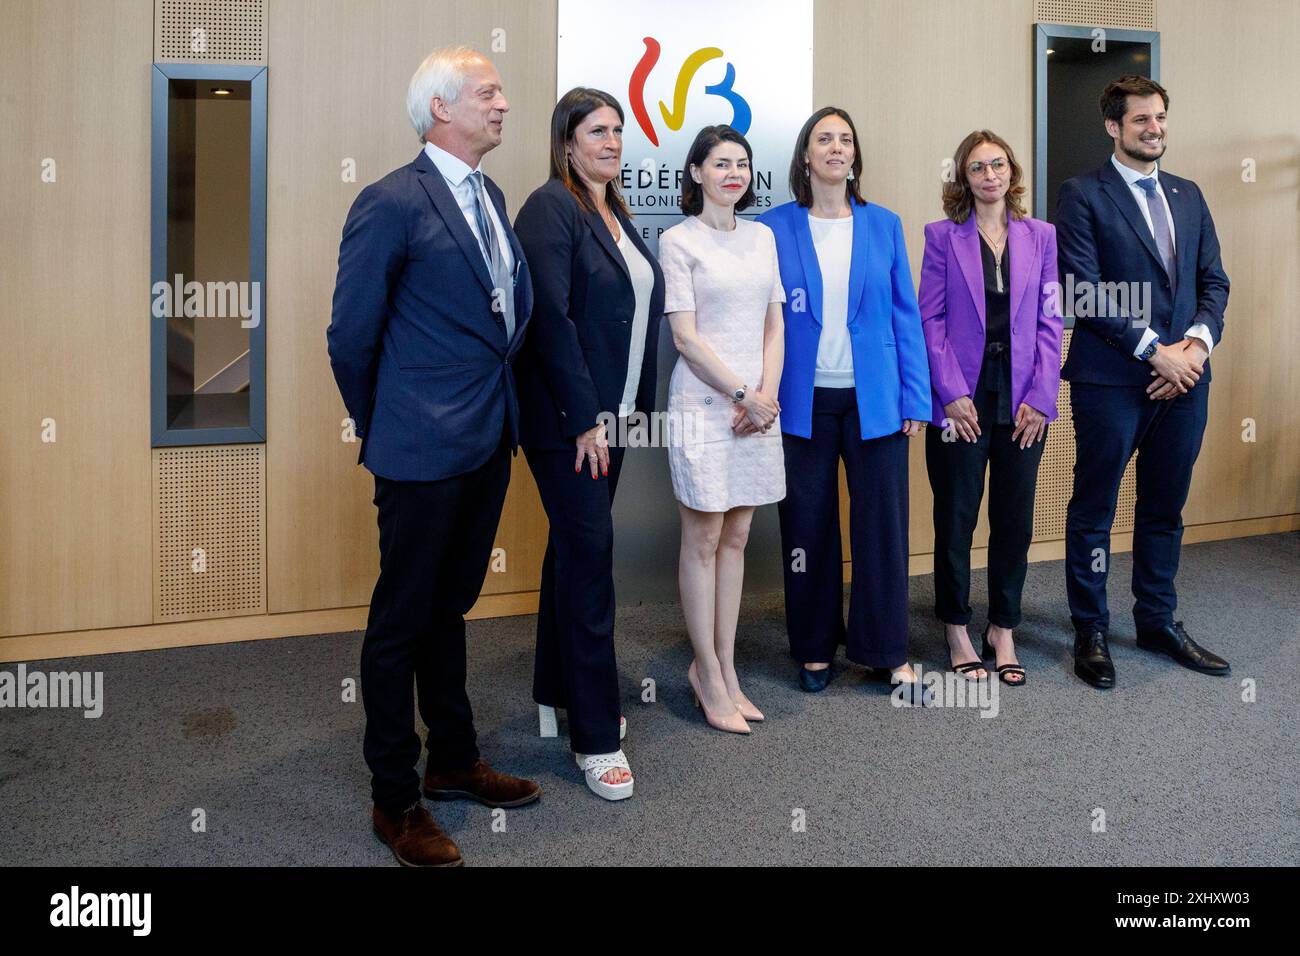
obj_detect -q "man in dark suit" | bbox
[327,47,539,866]
[1056,75,1230,689]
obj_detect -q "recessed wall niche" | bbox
[151,63,266,446]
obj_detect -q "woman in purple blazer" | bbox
[918,130,1063,686]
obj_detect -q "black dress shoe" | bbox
[1073,628,1115,689]
[798,664,832,693]
[1136,621,1230,675]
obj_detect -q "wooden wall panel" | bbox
[0,0,155,637]
[1158,0,1300,525]
[265,0,556,613]
[152,445,266,622]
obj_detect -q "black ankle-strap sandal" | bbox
[995,662,1026,686]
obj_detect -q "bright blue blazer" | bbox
[758,200,931,440]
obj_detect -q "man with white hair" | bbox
[327,46,538,867]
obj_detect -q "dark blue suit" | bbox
[1056,159,1228,633]
[327,148,533,813]
[328,148,533,481]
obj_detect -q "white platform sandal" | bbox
[574,749,634,801]
[539,705,626,741]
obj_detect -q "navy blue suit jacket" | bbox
[1056,160,1228,386]
[512,178,665,450]
[327,149,534,481]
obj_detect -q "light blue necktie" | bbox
[469,171,516,341]
[1135,177,1177,295]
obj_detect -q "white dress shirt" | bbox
[1108,154,1213,358]
[423,141,515,278]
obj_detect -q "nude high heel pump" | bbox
[731,693,764,722]
[687,661,750,735]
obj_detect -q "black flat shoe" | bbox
[798,664,832,693]
[1073,628,1115,689]
[1136,621,1230,675]
[981,624,1026,686]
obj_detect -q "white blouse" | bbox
[616,229,655,417]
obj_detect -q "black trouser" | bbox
[925,416,1046,628]
[779,387,911,668]
[361,432,511,815]
[525,443,626,756]
[1065,382,1208,633]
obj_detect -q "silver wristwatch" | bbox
[732,384,748,403]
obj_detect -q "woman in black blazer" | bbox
[512,88,664,802]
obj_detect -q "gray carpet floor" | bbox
[1,533,1296,867]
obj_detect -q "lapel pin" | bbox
[1171,187,1178,193]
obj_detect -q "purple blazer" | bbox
[917,215,1063,427]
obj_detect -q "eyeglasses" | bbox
[967,158,1009,176]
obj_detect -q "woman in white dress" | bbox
[658,126,785,735]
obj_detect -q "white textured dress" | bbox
[659,215,787,512]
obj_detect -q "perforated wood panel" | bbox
[153,446,266,622]
[155,0,267,64]
[1035,0,1155,30]
[1033,329,1137,539]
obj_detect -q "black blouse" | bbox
[976,235,1013,424]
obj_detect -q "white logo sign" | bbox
[557,0,813,253]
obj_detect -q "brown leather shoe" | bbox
[423,758,541,808]
[372,802,463,867]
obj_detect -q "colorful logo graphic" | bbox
[628,37,752,147]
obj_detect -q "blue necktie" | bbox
[469,171,516,341]
[1135,177,1176,295]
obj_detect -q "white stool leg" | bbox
[538,704,558,738]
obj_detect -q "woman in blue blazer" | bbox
[758,107,931,694]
